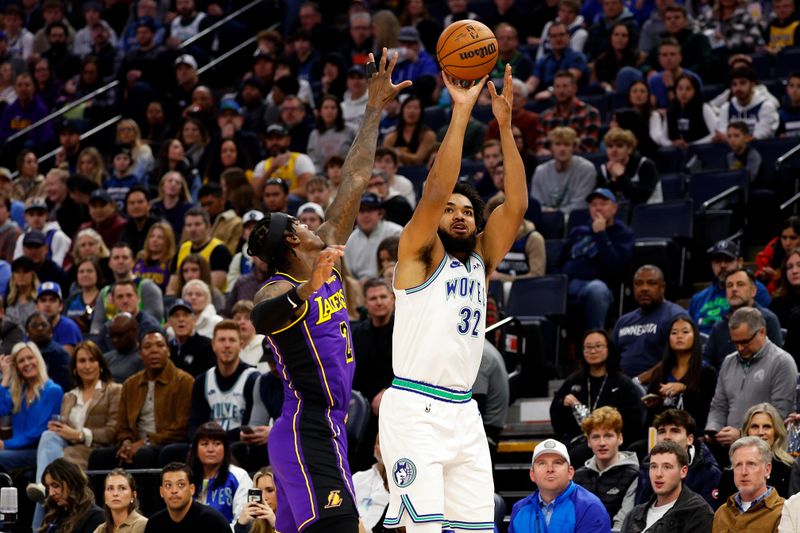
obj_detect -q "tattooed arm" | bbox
[318,49,412,246]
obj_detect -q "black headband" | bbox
[249,212,291,261]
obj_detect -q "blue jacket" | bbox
[559,223,634,283]
[0,379,62,449]
[688,281,771,335]
[509,481,611,533]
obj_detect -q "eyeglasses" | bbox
[162,481,189,490]
[583,344,607,352]
[731,329,760,348]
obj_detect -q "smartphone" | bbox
[247,489,263,503]
[240,426,254,435]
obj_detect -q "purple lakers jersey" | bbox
[263,269,355,411]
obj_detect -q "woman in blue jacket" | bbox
[0,341,63,471]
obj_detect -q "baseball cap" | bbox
[585,188,617,203]
[57,118,80,134]
[219,98,241,115]
[347,64,366,77]
[168,298,194,316]
[710,239,740,260]
[174,54,198,69]
[360,192,382,209]
[24,197,48,212]
[137,16,157,32]
[531,438,570,465]
[37,281,62,300]
[11,256,35,272]
[242,210,265,225]
[22,230,46,247]
[398,26,421,43]
[266,123,289,137]
[297,202,325,221]
[89,189,113,204]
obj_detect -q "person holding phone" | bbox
[235,467,277,533]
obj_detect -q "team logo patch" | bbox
[324,490,343,509]
[392,459,417,488]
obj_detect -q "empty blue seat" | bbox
[423,106,449,133]
[686,143,730,172]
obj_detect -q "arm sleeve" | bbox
[612,478,638,531]
[151,372,194,445]
[90,384,121,446]
[116,382,136,444]
[594,229,634,272]
[790,460,800,499]
[779,500,798,533]
[5,384,62,449]
[753,101,780,140]
[705,367,729,431]
[572,29,588,53]
[770,354,798,419]
[139,280,164,323]
[526,232,546,277]
[576,500,612,533]
[695,104,718,145]
[306,130,321,171]
[226,253,243,291]
[564,163,596,215]
[247,375,272,426]
[208,245,233,272]
[89,290,108,336]
[231,469,253,527]
[51,232,71,267]
[650,112,671,147]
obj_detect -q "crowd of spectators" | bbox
[0,0,797,531]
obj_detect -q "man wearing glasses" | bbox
[705,307,797,462]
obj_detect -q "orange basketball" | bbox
[437,20,498,82]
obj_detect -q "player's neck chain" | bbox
[587,374,608,412]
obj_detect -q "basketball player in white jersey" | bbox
[379,64,527,532]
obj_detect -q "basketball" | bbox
[437,20,498,82]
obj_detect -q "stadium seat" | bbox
[423,106,450,133]
[489,279,505,308]
[752,138,799,184]
[545,238,564,274]
[687,169,749,209]
[506,274,569,365]
[494,493,507,531]
[582,93,611,122]
[654,146,684,173]
[630,200,694,288]
[472,104,493,124]
[685,143,730,172]
[539,211,565,239]
[459,159,485,181]
[701,84,725,102]
[397,165,428,199]
[660,173,685,200]
[582,151,607,173]
[750,52,774,79]
[774,48,800,78]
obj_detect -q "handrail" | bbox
[705,230,743,253]
[781,190,800,211]
[8,114,123,179]
[701,185,740,211]
[6,1,270,145]
[198,35,257,75]
[7,81,120,143]
[777,142,800,170]
[179,0,265,50]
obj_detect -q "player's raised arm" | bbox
[396,74,486,266]
[478,64,528,274]
[318,49,412,246]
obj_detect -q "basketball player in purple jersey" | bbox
[247,50,411,533]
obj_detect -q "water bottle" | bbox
[572,403,590,426]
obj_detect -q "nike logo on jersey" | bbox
[450,261,461,268]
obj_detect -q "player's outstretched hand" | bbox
[488,63,513,126]
[443,72,487,109]
[367,48,413,109]
[309,245,345,293]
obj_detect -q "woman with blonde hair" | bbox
[7,257,40,328]
[0,341,63,472]
[29,340,121,530]
[116,118,154,181]
[181,279,222,338]
[718,402,793,500]
[235,467,277,533]
[76,147,107,187]
[151,170,192,236]
[132,222,176,293]
[93,468,147,533]
[67,228,111,288]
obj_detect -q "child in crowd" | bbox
[726,120,762,183]
[323,155,344,197]
[105,146,139,211]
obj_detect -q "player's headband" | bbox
[248,212,291,260]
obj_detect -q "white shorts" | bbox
[378,381,495,531]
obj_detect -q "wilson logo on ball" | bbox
[458,43,497,61]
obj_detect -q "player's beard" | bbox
[438,227,477,255]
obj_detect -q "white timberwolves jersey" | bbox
[205,367,258,431]
[392,252,487,390]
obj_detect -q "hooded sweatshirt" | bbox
[716,90,780,140]
[573,451,640,530]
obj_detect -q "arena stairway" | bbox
[494,394,560,531]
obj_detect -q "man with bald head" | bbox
[103,313,143,383]
[613,265,685,378]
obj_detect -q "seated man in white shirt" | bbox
[352,433,390,531]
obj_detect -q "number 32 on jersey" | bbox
[457,306,482,337]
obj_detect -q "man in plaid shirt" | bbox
[536,71,601,156]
